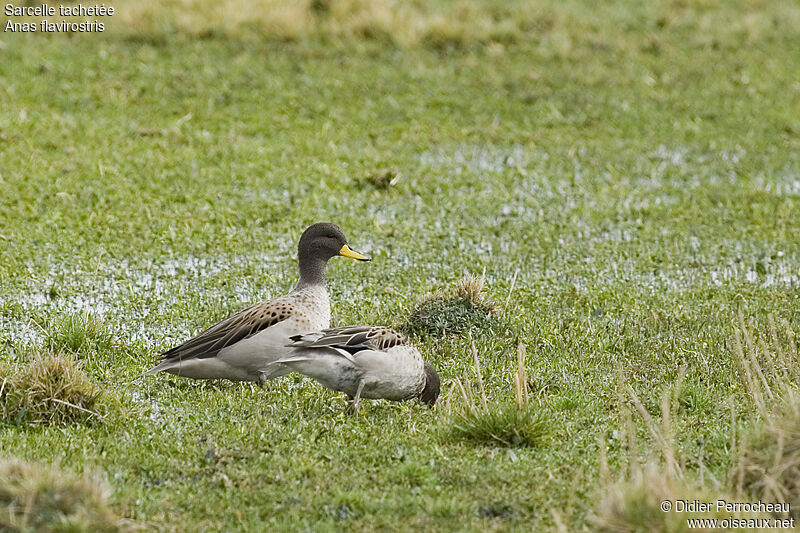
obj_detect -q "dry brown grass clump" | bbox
[454,274,498,314]
[403,273,498,337]
[0,458,125,533]
[592,462,697,533]
[591,374,761,532]
[730,313,800,420]
[589,459,759,533]
[0,355,105,426]
[732,392,800,519]
[108,0,529,47]
[590,314,800,532]
[114,0,314,41]
[4,0,799,53]
[727,314,800,517]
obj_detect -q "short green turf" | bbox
[1,0,799,530]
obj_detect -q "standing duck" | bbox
[145,223,370,383]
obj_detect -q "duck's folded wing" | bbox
[158,300,293,362]
[288,325,408,354]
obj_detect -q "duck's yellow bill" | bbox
[339,244,370,261]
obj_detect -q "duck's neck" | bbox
[294,255,327,291]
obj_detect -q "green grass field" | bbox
[2,0,800,530]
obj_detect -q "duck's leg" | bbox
[345,379,365,415]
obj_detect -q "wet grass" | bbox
[1,0,800,530]
[39,312,116,354]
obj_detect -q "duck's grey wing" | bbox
[288,325,408,354]
[156,299,294,364]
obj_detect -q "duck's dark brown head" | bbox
[419,362,441,406]
[298,222,369,262]
[296,223,370,287]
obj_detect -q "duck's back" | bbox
[215,286,330,378]
[356,345,425,401]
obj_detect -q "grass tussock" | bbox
[445,342,545,447]
[0,355,105,426]
[592,374,759,532]
[592,322,800,532]
[731,313,799,420]
[0,458,125,533]
[730,315,800,517]
[449,400,544,448]
[403,273,497,337]
[39,313,115,354]
[733,393,800,519]
[591,461,727,533]
[592,416,703,533]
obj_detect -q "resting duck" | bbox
[274,325,441,413]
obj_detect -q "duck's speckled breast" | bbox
[286,285,330,333]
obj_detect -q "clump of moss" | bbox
[1,355,105,426]
[0,458,125,532]
[403,274,498,337]
[41,312,115,354]
[732,392,800,518]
